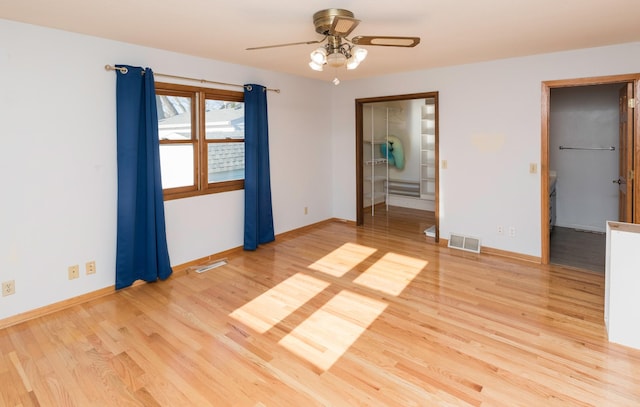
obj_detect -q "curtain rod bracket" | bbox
[105,64,128,74]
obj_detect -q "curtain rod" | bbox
[559,146,615,151]
[104,65,280,93]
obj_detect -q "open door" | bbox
[541,73,640,265]
[617,83,634,222]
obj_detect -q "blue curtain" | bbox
[115,65,172,289]
[244,84,275,250]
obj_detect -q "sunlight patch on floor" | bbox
[229,273,330,333]
[308,242,377,277]
[353,252,428,296]
[279,290,387,371]
[230,244,429,371]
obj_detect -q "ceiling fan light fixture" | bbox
[352,46,368,62]
[248,9,420,76]
[346,56,360,70]
[327,52,347,68]
[309,60,324,71]
[310,47,327,64]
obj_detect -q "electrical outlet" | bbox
[497,226,504,235]
[304,206,308,215]
[68,265,80,280]
[508,227,516,237]
[86,260,96,275]
[2,280,15,297]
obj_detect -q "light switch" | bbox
[529,163,537,174]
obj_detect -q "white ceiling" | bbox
[3,0,640,82]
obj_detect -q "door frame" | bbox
[540,73,640,264]
[355,92,439,241]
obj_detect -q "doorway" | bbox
[548,84,621,272]
[355,92,439,241]
[541,74,640,267]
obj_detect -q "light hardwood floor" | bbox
[1,206,639,406]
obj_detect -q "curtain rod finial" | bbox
[105,64,128,74]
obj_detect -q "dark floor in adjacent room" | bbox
[550,226,606,272]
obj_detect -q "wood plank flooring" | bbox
[1,207,639,406]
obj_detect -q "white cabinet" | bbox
[420,98,436,201]
[605,221,640,350]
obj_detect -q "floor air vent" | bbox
[195,259,228,273]
[448,234,481,253]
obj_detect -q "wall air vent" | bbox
[448,234,481,253]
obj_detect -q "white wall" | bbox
[0,19,333,320]
[331,43,640,257]
[550,85,621,232]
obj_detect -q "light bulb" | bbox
[346,56,360,70]
[332,77,340,85]
[308,61,324,71]
[310,47,327,65]
[352,46,368,62]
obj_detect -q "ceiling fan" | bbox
[246,9,420,75]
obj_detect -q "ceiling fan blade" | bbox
[351,36,421,47]
[330,16,360,37]
[246,38,325,51]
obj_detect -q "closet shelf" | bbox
[365,158,388,166]
[364,138,389,145]
[420,97,436,201]
[365,175,387,182]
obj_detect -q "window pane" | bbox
[157,95,192,140]
[160,144,194,188]
[208,142,244,182]
[205,100,244,140]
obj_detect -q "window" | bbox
[155,82,244,200]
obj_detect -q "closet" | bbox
[362,98,436,213]
[355,92,439,239]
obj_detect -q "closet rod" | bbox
[559,146,615,151]
[104,65,280,93]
